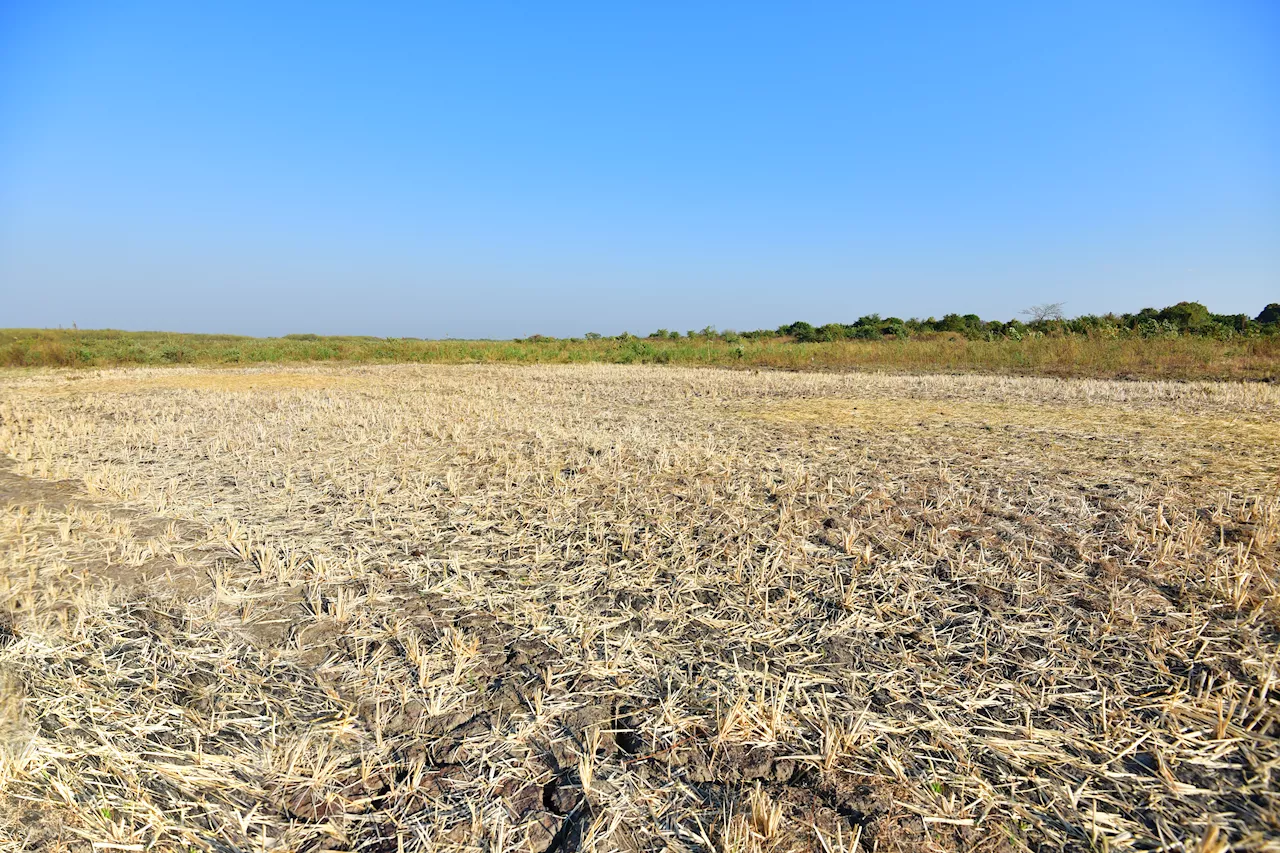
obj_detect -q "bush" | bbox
[1211,313,1251,333]
[1138,319,1179,339]
[1257,303,1280,326]
[1157,301,1210,331]
[614,341,669,364]
[782,321,817,342]
[160,345,192,363]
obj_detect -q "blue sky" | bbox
[1,1,1277,337]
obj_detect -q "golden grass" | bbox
[12,368,370,395]
[0,364,1278,852]
[745,397,1280,487]
[747,395,1278,434]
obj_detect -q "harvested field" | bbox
[0,364,1278,852]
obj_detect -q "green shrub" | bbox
[1138,319,1178,339]
[1157,301,1210,331]
[160,345,192,363]
[783,321,817,342]
[885,320,909,339]
[614,341,669,364]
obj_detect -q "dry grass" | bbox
[4,368,369,395]
[0,364,1277,852]
[5,327,1280,382]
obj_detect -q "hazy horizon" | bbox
[3,1,1277,338]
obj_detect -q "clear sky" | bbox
[2,1,1277,338]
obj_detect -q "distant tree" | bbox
[783,321,816,342]
[1157,301,1210,330]
[649,329,670,339]
[1257,303,1280,325]
[1211,313,1250,333]
[584,332,602,340]
[1021,302,1066,323]
[1002,320,1027,341]
[1138,318,1178,339]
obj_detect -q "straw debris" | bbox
[0,364,1277,851]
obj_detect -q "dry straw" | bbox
[0,364,1277,851]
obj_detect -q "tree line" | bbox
[546,301,1280,344]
